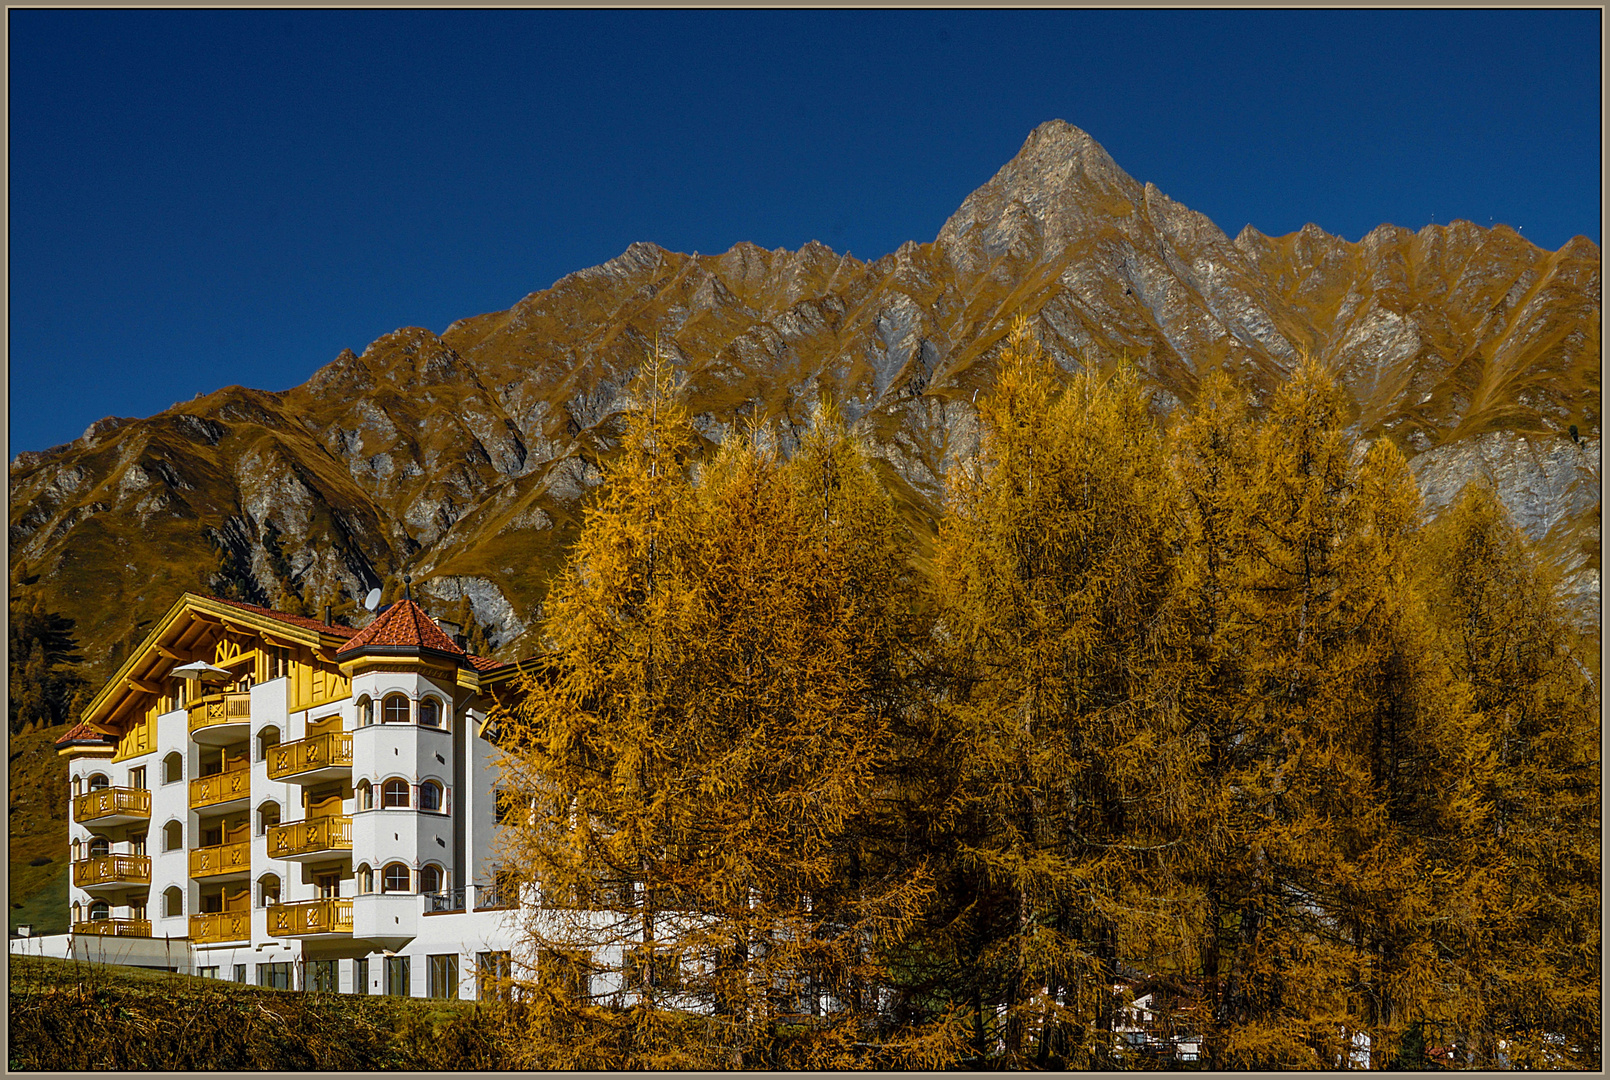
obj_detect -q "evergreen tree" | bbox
[495,361,951,1068]
[1419,483,1600,1069]
[8,597,88,735]
[928,318,1187,1067]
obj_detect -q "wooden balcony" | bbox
[266,731,352,783]
[189,766,251,811]
[73,787,151,826]
[266,898,353,939]
[267,816,352,862]
[189,840,251,879]
[189,910,250,944]
[73,855,151,891]
[187,691,252,742]
[72,918,151,938]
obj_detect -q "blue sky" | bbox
[9,9,1601,457]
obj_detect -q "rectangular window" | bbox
[354,958,369,995]
[257,962,291,990]
[197,966,219,980]
[385,956,411,997]
[310,959,338,994]
[129,767,146,790]
[427,954,458,1000]
[317,872,341,899]
[477,951,512,1001]
[625,946,681,992]
[232,964,246,984]
[493,790,517,825]
[536,949,590,1000]
[130,832,147,857]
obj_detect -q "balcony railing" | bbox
[73,855,151,889]
[267,816,352,859]
[189,766,250,810]
[72,918,151,938]
[426,888,466,914]
[187,691,252,734]
[266,898,353,938]
[265,731,352,781]
[189,910,250,944]
[189,840,251,878]
[73,787,151,824]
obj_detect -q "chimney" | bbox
[324,604,333,626]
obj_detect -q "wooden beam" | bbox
[153,644,182,661]
[127,678,164,695]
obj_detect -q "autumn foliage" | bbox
[495,325,1599,1069]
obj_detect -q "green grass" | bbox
[8,722,70,935]
[8,861,68,936]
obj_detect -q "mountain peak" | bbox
[936,120,1143,272]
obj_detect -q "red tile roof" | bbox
[335,598,465,657]
[201,595,359,638]
[54,721,116,748]
[465,653,508,673]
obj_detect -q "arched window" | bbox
[418,697,442,728]
[382,779,410,809]
[88,836,110,858]
[72,776,83,797]
[258,801,281,835]
[383,694,410,724]
[356,780,373,811]
[257,726,280,762]
[419,781,443,813]
[357,696,374,727]
[258,873,281,908]
[163,820,183,851]
[72,901,82,924]
[88,901,110,921]
[163,886,183,918]
[419,864,443,894]
[382,862,411,893]
[357,864,374,894]
[163,752,183,784]
[71,839,82,862]
[87,773,109,791]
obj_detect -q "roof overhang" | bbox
[77,593,356,732]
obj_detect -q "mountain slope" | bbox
[9,120,1599,688]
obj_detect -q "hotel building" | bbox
[13,592,531,999]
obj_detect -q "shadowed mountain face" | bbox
[10,121,1600,683]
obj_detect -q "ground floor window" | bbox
[477,951,512,1001]
[354,958,369,995]
[385,955,410,997]
[233,964,246,984]
[536,948,590,1000]
[196,966,219,980]
[257,962,292,990]
[428,954,458,999]
[310,959,338,993]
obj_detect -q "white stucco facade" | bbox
[13,594,536,1000]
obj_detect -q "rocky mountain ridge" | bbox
[10,121,1599,686]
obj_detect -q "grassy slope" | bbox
[9,723,69,935]
[8,954,515,1070]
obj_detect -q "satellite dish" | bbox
[363,588,382,612]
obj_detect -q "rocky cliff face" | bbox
[10,121,1599,683]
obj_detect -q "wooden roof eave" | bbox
[81,593,348,729]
